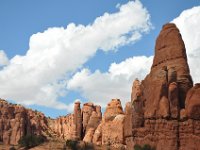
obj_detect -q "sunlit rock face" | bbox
[50,101,102,142]
[0,99,49,145]
[124,23,200,150]
[1,23,200,150]
[142,23,193,119]
[93,99,126,149]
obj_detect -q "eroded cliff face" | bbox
[143,23,193,119]
[92,99,126,149]
[48,101,102,143]
[0,99,49,145]
[1,23,200,150]
[124,23,200,150]
[0,99,102,145]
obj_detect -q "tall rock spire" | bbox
[141,23,193,119]
[73,101,82,140]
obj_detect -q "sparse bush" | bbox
[65,140,78,150]
[84,142,94,150]
[18,134,46,148]
[9,146,16,150]
[65,140,94,150]
[134,144,142,150]
[134,144,156,150]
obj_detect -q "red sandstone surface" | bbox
[0,23,200,150]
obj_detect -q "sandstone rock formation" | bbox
[0,99,49,145]
[185,83,200,119]
[124,23,200,150]
[1,23,200,150]
[82,102,101,138]
[0,97,103,146]
[48,114,76,140]
[93,99,126,149]
[83,104,102,143]
[74,101,82,140]
[49,101,102,143]
[142,23,193,119]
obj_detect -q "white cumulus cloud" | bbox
[173,6,200,83]
[0,50,9,66]
[0,1,151,110]
[67,56,153,107]
[68,5,200,109]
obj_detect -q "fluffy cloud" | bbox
[0,1,151,110]
[173,6,200,83]
[67,56,153,107]
[68,5,200,109]
[0,50,9,66]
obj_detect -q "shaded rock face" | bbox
[0,99,49,145]
[1,23,200,150]
[124,23,200,150]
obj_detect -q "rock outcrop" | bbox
[93,99,126,149]
[0,98,102,146]
[74,101,82,140]
[1,23,200,150]
[49,101,102,143]
[142,23,193,119]
[185,83,200,119]
[124,23,200,150]
[48,114,76,140]
[83,103,102,143]
[0,99,49,145]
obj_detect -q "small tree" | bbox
[18,134,46,148]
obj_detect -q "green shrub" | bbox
[9,147,16,150]
[134,144,156,150]
[65,140,78,150]
[18,134,46,148]
[65,140,94,150]
[134,144,142,150]
[143,144,152,150]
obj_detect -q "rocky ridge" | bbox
[124,23,200,150]
[0,99,49,145]
[1,23,200,150]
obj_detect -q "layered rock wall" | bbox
[124,23,200,150]
[1,23,200,150]
[48,102,102,143]
[0,99,49,145]
[93,99,126,149]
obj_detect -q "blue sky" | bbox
[0,0,200,118]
